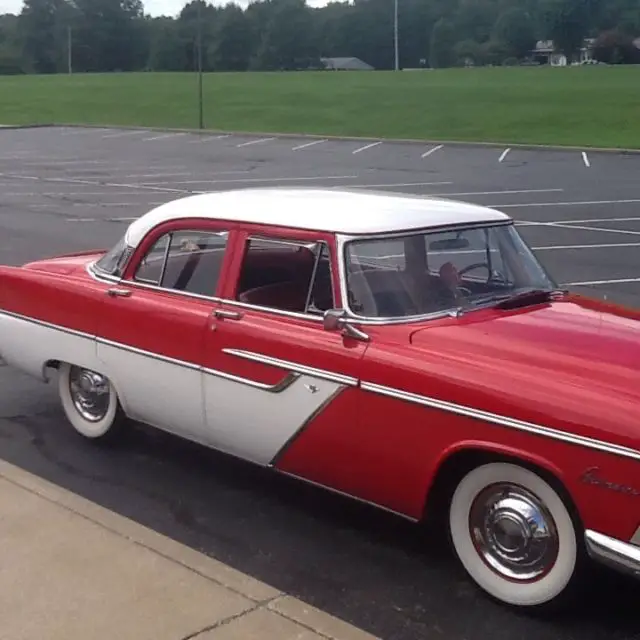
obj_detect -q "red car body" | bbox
[0,187,638,612]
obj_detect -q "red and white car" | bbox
[1,187,639,611]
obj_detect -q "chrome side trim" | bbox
[223,348,359,387]
[0,309,94,341]
[585,530,640,578]
[274,468,419,522]
[97,337,201,371]
[361,381,640,462]
[632,526,640,547]
[269,386,345,467]
[202,366,301,392]
[0,310,356,391]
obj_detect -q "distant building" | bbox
[320,57,374,71]
[531,39,595,66]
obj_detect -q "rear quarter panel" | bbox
[0,264,108,380]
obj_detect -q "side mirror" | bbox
[323,308,370,342]
[323,308,347,331]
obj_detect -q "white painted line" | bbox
[143,133,187,142]
[352,141,382,155]
[236,137,276,147]
[109,217,139,222]
[353,186,562,196]
[496,198,640,208]
[190,134,231,143]
[101,130,148,139]
[538,216,640,225]
[421,144,443,159]
[519,220,640,237]
[141,174,359,186]
[534,242,640,250]
[68,217,98,222]
[582,151,591,167]
[0,171,201,194]
[346,181,453,189]
[499,148,511,163]
[564,277,640,286]
[292,139,328,151]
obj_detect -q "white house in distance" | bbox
[532,39,595,65]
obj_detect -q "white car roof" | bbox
[124,188,511,248]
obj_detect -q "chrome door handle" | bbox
[213,309,243,320]
[107,288,132,298]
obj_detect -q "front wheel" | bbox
[448,462,582,611]
[58,362,128,443]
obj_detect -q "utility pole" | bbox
[393,0,399,71]
[196,0,204,130]
[67,25,72,74]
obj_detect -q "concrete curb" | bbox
[0,458,379,640]
[6,122,640,155]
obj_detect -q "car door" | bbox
[95,221,232,444]
[201,230,370,469]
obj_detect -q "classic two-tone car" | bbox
[1,187,639,611]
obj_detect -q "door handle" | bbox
[107,288,132,298]
[213,309,243,320]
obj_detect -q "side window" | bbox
[133,230,229,297]
[235,236,335,315]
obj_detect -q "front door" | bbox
[202,232,369,466]
[95,223,231,444]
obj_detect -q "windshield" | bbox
[343,223,556,318]
[94,235,132,277]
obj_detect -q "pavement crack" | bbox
[178,596,281,640]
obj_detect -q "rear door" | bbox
[95,221,232,443]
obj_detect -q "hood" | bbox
[407,293,640,449]
[22,249,105,275]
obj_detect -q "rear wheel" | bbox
[448,462,582,611]
[58,362,128,442]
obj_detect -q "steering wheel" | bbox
[458,262,491,279]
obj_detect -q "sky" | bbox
[0,0,329,17]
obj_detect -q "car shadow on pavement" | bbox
[0,403,638,640]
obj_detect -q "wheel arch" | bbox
[421,441,585,533]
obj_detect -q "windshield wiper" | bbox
[492,288,567,309]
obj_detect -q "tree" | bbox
[592,28,640,64]
[429,17,456,68]
[540,0,590,62]
[492,7,536,59]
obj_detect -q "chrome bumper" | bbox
[585,530,640,579]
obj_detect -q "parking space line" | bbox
[141,174,359,186]
[142,133,187,142]
[236,137,276,147]
[519,220,640,237]
[353,185,560,195]
[497,198,640,208]
[190,134,231,143]
[537,216,640,225]
[352,141,382,155]
[292,139,328,151]
[564,277,640,286]
[582,152,591,168]
[101,130,148,139]
[421,145,443,159]
[499,148,511,163]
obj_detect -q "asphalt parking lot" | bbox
[1,126,639,640]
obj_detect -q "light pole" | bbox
[393,0,399,71]
[196,0,204,129]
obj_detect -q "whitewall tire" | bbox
[448,462,580,610]
[58,362,128,442]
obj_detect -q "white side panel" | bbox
[203,373,342,466]
[0,312,98,381]
[96,343,206,442]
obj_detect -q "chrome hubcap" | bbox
[68,366,110,422]
[469,483,559,582]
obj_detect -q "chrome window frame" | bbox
[335,219,553,325]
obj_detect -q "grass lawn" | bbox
[0,66,639,148]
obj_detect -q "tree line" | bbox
[1,0,639,75]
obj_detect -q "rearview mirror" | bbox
[429,237,470,251]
